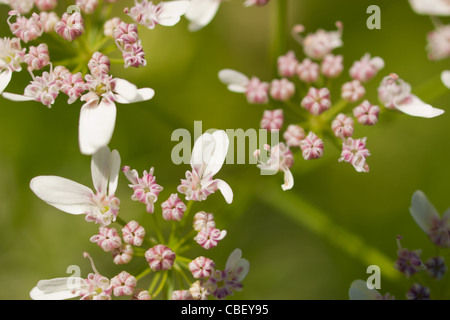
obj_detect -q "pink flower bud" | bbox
[427,25,450,61]
[331,113,354,139]
[39,11,59,33]
[60,71,86,104]
[189,280,210,300]
[349,53,384,83]
[172,290,194,300]
[114,22,139,46]
[8,12,43,43]
[110,271,137,297]
[122,220,145,246]
[24,71,60,108]
[300,132,324,160]
[193,211,215,232]
[189,256,215,279]
[341,79,365,102]
[194,227,227,250]
[260,109,284,131]
[121,41,146,68]
[244,0,270,6]
[297,22,343,60]
[270,78,295,101]
[112,244,134,265]
[34,0,57,11]
[301,87,331,115]
[24,43,49,71]
[277,50,298,77]
[133,289,151,300]
[76,0,99,14]
[339,137,370,172]
[161,193,187,221]
[377,73,411,109]
[283,124,305,147]
[104,17,122,38]
[245,77,269,104]
[90,227,122,252]
[9,0,33,14]
[55,12,85,41]
[296,58,319,83]
[145,244,176,271]
[353,100,380,125]
[321,54,343,78]
[88,51,111,77]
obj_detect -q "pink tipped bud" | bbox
[8,12,44,43]
[270,78,295,101]
[301,87,331,115]
[331,113,354,139]
[122,220,146,246]
[427,25,450,61]
[88,51,111,77]
[321,54,343,78]
[24,71,60,108]
[111,271,137,297]
[114,21,139,46]
[133,289,152,300]
[353,100,380,125]
[339,137,370,172]
[55,12,85,41]
[172,290,194,300]
[145,244,176,271]
[189,256,215,279]
[283,124,305,147]
[34,0,57,11]
[76,0,99,14]
[90,227,122,252]
[9,0,33,14]
[60,71,86,104]
[194,227,227,250]
[300,132,324,160]
[296,58,319,83]
[104,17,122,38]
[349,53,384,83]
[189,280,210,300]
[377,73,412,109]
[24,43,49,71]
[193,211,215,232]
[161,193,187,221]
[277,50,298,77]
[39,11,59,33]
[245,77,269,104]
[112,244,134,265]
[341,79,366,102]
[260,109,284,131]
[244,0,270,6]
[121,41,146,68]
[301,23,343,60]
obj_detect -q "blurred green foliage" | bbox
[0,0,450,299]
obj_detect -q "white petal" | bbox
[395,95,444,118]
[185,0,221,31]
[234,258,250,282]
[203,130,229,177]
[158,0,190,26]
[409,0,450,15]
[441,70,450,89]
[348,280,381,300]
[281,167,294,191]
[190,132,215,174]
[114,78,138,102]
[226,248,242,271]
[215,179,233,204]
[108,149,121,195]
[79,100,117,155]
[2,91,34,101]
[30,176,94,215]
[218,69,249,93]
[30,277,84,300]
[91,146,112,194]
[410,190,440,233]
[115,88,155,104]
[0,68,12,94]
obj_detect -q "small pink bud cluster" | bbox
[283,124,305,148]
[113,21,146,68]
[331,113,354,139]
[55,12,85,41]
[245,77,269,104]
[339,137,370,172]
[8,11,44,43]
[353,100,380,126]
[90,227,122,252]
[145,244,176,271]
[56,66,87,104]
[296,58,319,83]
[122,220,146,246]
[341,80,365,102]
[349,53,384,83]
[189,256,215,279]
[39,11,59,33]
[0,37,25,72]
[427,24,450,61]
[34,0,57,11]
[260,109,284,131]
[300,132,324,160]
[301,87,331,115]
[76,0,99,14]
[86,191,120,226]
[270,78,295,101]
[24,43,49,71]
[24,71,60,108]
[110,271,137,297]
[161,193,187,221]
[193,211,227,250]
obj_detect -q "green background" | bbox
[0,0,449,299]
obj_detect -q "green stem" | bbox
[148,272,162,294]
[172,229,196,252]
[151,213,166,244]
[270,0,288,77]
[152,271,169,298]
[135,267,151,281]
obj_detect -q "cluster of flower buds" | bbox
[29,131,248,300]
[219,21,444,190]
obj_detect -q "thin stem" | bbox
[270,0,288,77]
[152,271,169,298]
[148,272,162,294]
[135,267,151,281]
[151,213,166,244]
[172,229,196,252]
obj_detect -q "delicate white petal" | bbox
[281,167,294,191]
[215,179,233,204]
[395,95,444,118]
[348,280,381,300]
[30,277,84,300]
[218,69,249,93]
[410,190,440,233]
[190,132,215,174]
[234,258,250,282]
[79,100,117,155]
[226,248,242,271]
[158,0,190,26]
[114,78,138,102]
[2,91,34,101]
[185,0,221,31]
[409,0,450,16]
[0,68,12,94]
[91,146,112,194]
[441,70,450,89]
[204,130,229,177]
[108,149,121,195]
[115,88,155,104]
[30,176,94,215]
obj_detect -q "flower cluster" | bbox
[29,132,249,300]
[219,22,444,190]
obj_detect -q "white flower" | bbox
[441,70,450,88]
[30,146,121,226]
[184,0,221,31]
[0,37,25,94]
[177,130,233,204]
[409,0,450,16]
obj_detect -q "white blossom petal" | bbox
[108,149,121,195]
[158,0,190,26]
[113,78,139,102]
[225,248,249,282]
[2,91,34,101]
[348,280,381,300]
[190,132,216,174]
[410,190,440,233]
[215,178,233,204]
[218,69,249,93]
[91,146,112,195]
[185,0,221,31]
[30,176,94,215]
[281,167,294,191]
[79,100,117,155]
[409,0,450,16]
[0,68,12,94]
[441,70,450,89]
[30,277,85,300]
[115,88,155,104]
[395,95,444,118]
[204,130,229,178]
